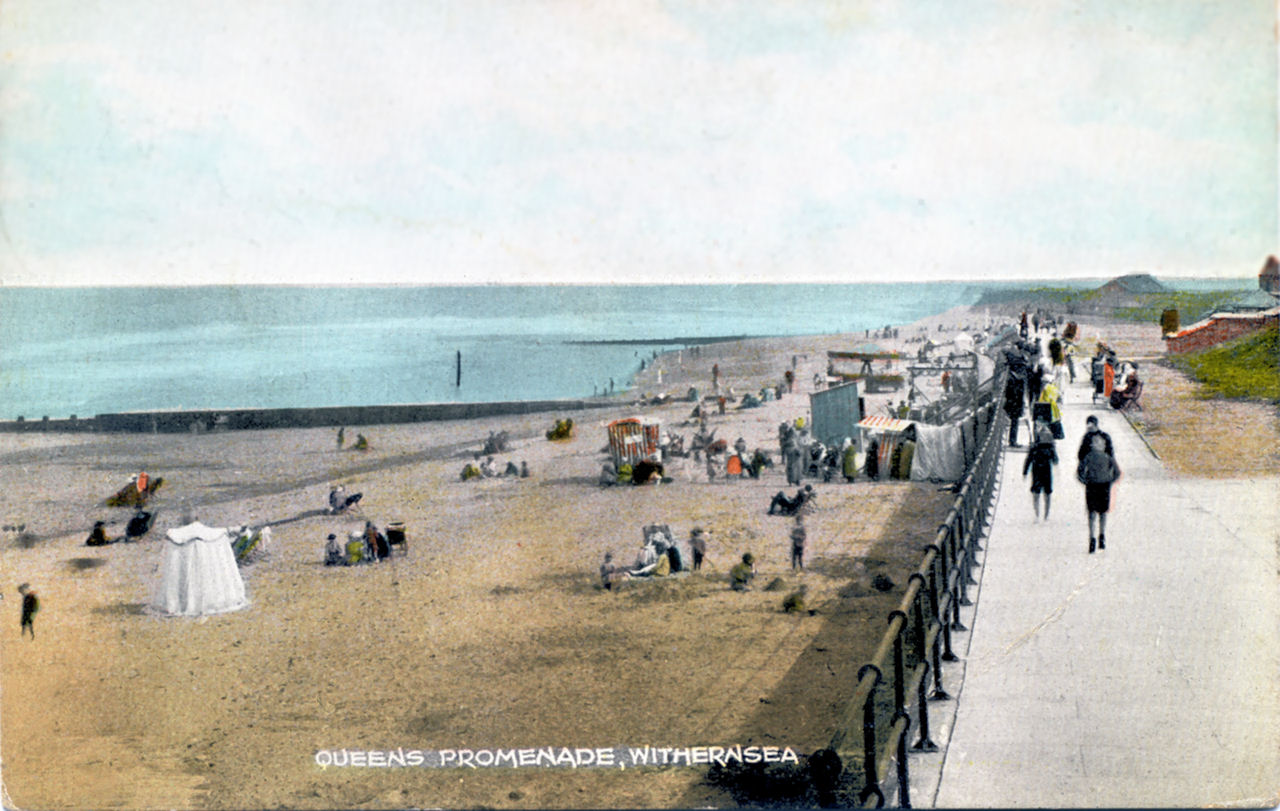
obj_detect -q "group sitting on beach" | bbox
[600,524,694,589]
[461,457,528,481]
[325,520,399,565]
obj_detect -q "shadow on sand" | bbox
[677,483,944,808]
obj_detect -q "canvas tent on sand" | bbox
[151,521,248,616]
[857,416,967,483]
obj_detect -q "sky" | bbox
[0,0,1275,286]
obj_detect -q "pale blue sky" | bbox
[0,0,1274,285]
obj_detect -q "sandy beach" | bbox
[1,305,1274,810]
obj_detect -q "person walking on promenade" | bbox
[1003,350,1028,446]
[1023,423,1059,521]
[19,583,38,639]
[790,514,807,570]
[1078,432,1121,553]
[1076,415,1114,461]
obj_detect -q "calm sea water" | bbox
[0,280,1239,418]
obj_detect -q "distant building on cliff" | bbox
[1164,257,1280,354]
[1094,273,1166,308]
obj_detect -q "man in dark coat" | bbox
[1076,416,1114,461]
[1002,348,1028,446]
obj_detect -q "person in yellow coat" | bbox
[1038,381,1063,423]
[1038,380,1063,438]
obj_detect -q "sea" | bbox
[0,280,1249,420]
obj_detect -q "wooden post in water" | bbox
[456,350,461,387]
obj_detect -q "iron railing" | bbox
[815,374,1009,807]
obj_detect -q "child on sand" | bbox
[19,583,38,639]
[790,514,807,570]
[729,553,756,591]
[689,528,708,571]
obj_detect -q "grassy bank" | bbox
[1168,325,1280,403]
[976,286,1244,326]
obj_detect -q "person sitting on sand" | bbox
[729,553,756,591]
[328,486,362,515]
[630,540,670,577]
[86,520,114,546]
[768,485,814,516]
[631,457,665,485]
[352,433,369,451]
[665,538,684,573]
[599,462,619,487]
[364,521,388,560]
[324,534,345,566]
[124,509,155,542]
[480,456,499,477]
[631,540,658,575]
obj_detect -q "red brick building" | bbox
[1164,256,1280,353]
[1164,308,1279,354]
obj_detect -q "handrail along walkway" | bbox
[813,371,1009,807]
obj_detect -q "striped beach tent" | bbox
[857,415,916,479]
[607,418,662,468]
[856,415,914,433]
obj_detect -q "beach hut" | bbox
[151,521,248,617]
[857,415,915,479]
[809,381,863,450]
[607,417,662,468]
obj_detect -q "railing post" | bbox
[895,710,913,809]
[909,584,938,752]
[963,513,980,587]
[858,664,885,808]
[929,622,951,701]
[890,611,907,717]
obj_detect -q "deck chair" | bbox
[1115,381,1143,412]
[385,522,408,557]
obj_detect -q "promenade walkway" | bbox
[924,372,1280,807]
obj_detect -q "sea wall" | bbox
[0,398,622,435]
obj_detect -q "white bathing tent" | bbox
[151,521,248,616]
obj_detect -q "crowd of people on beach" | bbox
[17,303,1149,654]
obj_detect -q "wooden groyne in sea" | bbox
[0,398,623,435]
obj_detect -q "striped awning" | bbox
[857,415,914,433]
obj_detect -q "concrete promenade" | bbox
[924,374,1280,807]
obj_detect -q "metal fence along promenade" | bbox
[812,374,1008,808]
